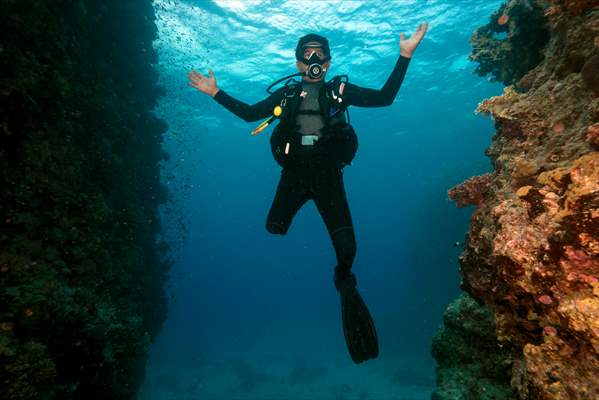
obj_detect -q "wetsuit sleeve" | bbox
[212,87,284,122]
[343,54,411,107]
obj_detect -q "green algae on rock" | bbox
[431,292,518,400]
[469,0,550,87]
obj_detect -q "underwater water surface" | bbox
[139,0,505,399]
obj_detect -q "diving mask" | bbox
[300,45,330,80]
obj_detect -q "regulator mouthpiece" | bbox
[306,63,326,79]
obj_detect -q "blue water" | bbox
[140,1,504,399]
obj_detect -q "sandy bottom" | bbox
[138,346,434,400]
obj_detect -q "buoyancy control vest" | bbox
[270,75,358,169]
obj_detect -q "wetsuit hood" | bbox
[295,33,331,63]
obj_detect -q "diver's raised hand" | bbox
[399,22,428,58]
[188,69,220,97]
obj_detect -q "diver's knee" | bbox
[266,220,288,235]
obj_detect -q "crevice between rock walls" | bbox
[433,1,598,399]
[1,1,171,399]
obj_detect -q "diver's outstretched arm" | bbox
[343,55,411,107]
[188,68,281,122]
[211,88,284,122]
[344,22,428,108]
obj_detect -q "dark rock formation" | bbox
[469,0,551,86]
[431,292,518,400]
[1,1,171,399]
[434,1,599,399]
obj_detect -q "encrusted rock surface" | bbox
[448,173,494,208]
[434,1,599,399]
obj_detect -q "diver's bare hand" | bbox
[188,69,220,97]
[399,22,428,58]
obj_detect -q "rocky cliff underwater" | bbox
[1,1,171,399]
[2,0,598,399]
[433,0,599,399]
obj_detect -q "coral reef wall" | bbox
[434,0,599,399]
[0,1,171,399]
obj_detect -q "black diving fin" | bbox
[335,270,379,364]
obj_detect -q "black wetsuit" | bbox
[213,54,411,278]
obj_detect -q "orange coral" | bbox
[450,1,599,397]
[587,123,599,147]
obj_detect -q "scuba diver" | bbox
[188,23,428,364]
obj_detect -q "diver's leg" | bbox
[266,168,309,235]
[314,167,378,363]
[312,167,356,282]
